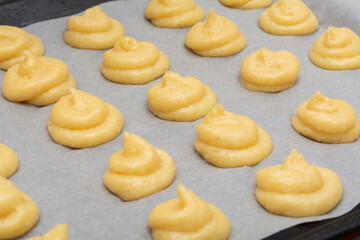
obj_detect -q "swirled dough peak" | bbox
[185,10,247,57]
[194,104,272,168]
[220,0,272,10]
[104,132,176,201]
[48,88,124,148]
[0,143,19,179]
[26,224,68,240]
[292,91,360,143]
[0,25,44,70]
[101,37,170,84]
[145,0,205,28]
[256,149,343,217]
[2,52,77,106]
[309,27,360,70]
[259,0,318,35]
[148,184,231,240]
[148,71,217,121]
[64,6,125,49]
[0,176,39,239]
[240,47,300,92]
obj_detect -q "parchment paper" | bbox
[1,0,359,239]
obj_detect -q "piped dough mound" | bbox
[103,132,176,201]
[48,89,124,148]
[25,224,68,240]
[220,0,272,10]
[0,176,39,239]
[0,143,19,179]
[256,150,343,217]
[0,25,44,70]
[2,52,77,106]
[240,47,300,92]
[185,10,246,57]
[194,104,272,168]
[148,71,217,122]
[148,184,231,240]
[292,91,360,143]
[64,6,125,50]
[145,0,205,28]
[101,37,170,84]
[309,27,360,70]
[259,0,318,35]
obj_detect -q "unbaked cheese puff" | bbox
[0,143,19,179]
[2,52,76,106]
[220,0,272,10]
[194,104,272,168]
[240,47,300,92]
[259,0,318,35]
[309,27,360,70]
[0,176,39,239]
[0,25,44,70]
[104,132,176,201]
[148,184,231,240]
[292,91,360,143]
[145,0,205,28]
[25,224,68,240]
[185,10,247,57]
[101,37,170,84]
[64,6,125,50]
[256,149,343,217]
[147,71,217,122]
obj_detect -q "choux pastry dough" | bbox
[64,6,125,49]
[148,71,217,122]
[148,184,231,240]
[0,143,19,179]
[0,25,44,70]
[104,132,176,201]
[256,149,343,217]
[2,52,76,106]
[185,10,247,57]
[101,37,170,84]
[220,0,272,10]
[145,0,205,28]
[309,27,360,70]
[48,88,124,148]
[259,0,318,35]
[292,91,360,143]
[194,104,272,168]
[25,224,68,240]
[240,47,300,92]
[0,176,39,239]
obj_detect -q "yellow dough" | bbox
[2,52,76,106]
[259,0,318,35]
[194,104,272,168]
[220,0,272,10]
[101,37,170,84]
[148,184,231,240]
[185,10,247,57]
[292,92,360,143]
[64,6,125,50]
[0,176,39,239]
[104,132,176,201]
[148,71,217,122]
[256,149,343,217]
[48,88,124,148]
[26,224,68,240]
[309,27,360,70]
[0,25,44,70]
[145,0,205,28]
[0,143,19,179]
[240,47,300,92]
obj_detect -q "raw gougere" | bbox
[219,0,272,10]
[0,143,19,179]
[25,224,69,240]
[256,150,343,217]
[148,184,231,240]
[101,37,170,84]
[104,132,176,201]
